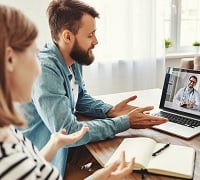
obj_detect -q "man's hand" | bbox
[107,95,138,117]
[128,106,168,129]
[180,100,186,107]
[187,102,194,108]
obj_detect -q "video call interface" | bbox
[162,68,200,116]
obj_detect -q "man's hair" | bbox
[189,75,198,82]
[47,0,99,42]
[0,4,38,127]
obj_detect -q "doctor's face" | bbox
[188,77,197,88]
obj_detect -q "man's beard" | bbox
[70,39,95,65]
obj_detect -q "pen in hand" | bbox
[152,143,170,157]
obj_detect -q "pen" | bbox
[152,143,170,156]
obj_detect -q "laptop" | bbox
[152,67,200,139]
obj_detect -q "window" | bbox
[165,0,200,54]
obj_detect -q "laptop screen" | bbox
[160,67,200,118]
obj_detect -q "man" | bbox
[19,0,167,177]
[173,75,200,109]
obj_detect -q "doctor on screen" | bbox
[173,75,200,110]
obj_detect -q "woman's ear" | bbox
[5,46,15,72]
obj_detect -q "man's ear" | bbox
[5,46,15,72]
[62,29,74,43]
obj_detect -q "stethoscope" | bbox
[182,87,195,102]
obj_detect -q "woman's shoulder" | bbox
[0,140,39,178]
[0,127,62,180]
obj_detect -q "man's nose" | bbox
[92,35,98,45]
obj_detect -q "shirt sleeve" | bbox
[76,88,113,118]
[32,61,130,147]
[74,62,113,118]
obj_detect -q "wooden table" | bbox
[86,89,200,180]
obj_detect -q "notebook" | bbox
[105,137,195,179]
[152,67,200,139]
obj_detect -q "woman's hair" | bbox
[0,5,38,127]
[47,0,99,42]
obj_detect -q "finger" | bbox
[132,117,168,129]
[136,106,154,112]
[59,129,67,135]
[93,163,119,180]
[112,157,135,178]
[148,115,168,124]
[118,151,126,170]
[80,125,89,131]
[130,112,168,127]
[149,117,168,125]
[76,125,89,136]
[104,161,120,174]
[128,157,135,169]
[67,126,89,143]
[121,157,135,175]
[58,125,88,136]
[121,157,135,174]
[122,95,137,104]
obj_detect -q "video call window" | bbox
[163,68,200,115]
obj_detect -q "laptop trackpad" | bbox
[153,122,198,139]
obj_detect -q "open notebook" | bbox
[105,137,195,179]
[152,67,200,139]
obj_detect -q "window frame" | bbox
[167,0,198,55]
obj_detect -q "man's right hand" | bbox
[127,106,168,129]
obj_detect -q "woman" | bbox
[0,4,134,180]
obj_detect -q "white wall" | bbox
[165,58,181,69]
[0,0,52,48]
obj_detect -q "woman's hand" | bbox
[51,125,89,148]
[88,151,135,180]
[40,125,89,161]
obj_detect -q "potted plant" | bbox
[165,38,173,48]
[192,41,200,46]
[192,41,200,55]
[165,39,173,54]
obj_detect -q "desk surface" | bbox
[86,89,200,180]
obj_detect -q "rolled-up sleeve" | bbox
[32,59,130,148]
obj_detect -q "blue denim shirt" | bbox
[19,42,130,177]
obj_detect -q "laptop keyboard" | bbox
[153,111,200,128]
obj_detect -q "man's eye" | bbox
[88,33,95,38]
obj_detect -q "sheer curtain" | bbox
[2,0,165,96]
[83,0,165,95]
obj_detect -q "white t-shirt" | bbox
[69,66,79,111]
